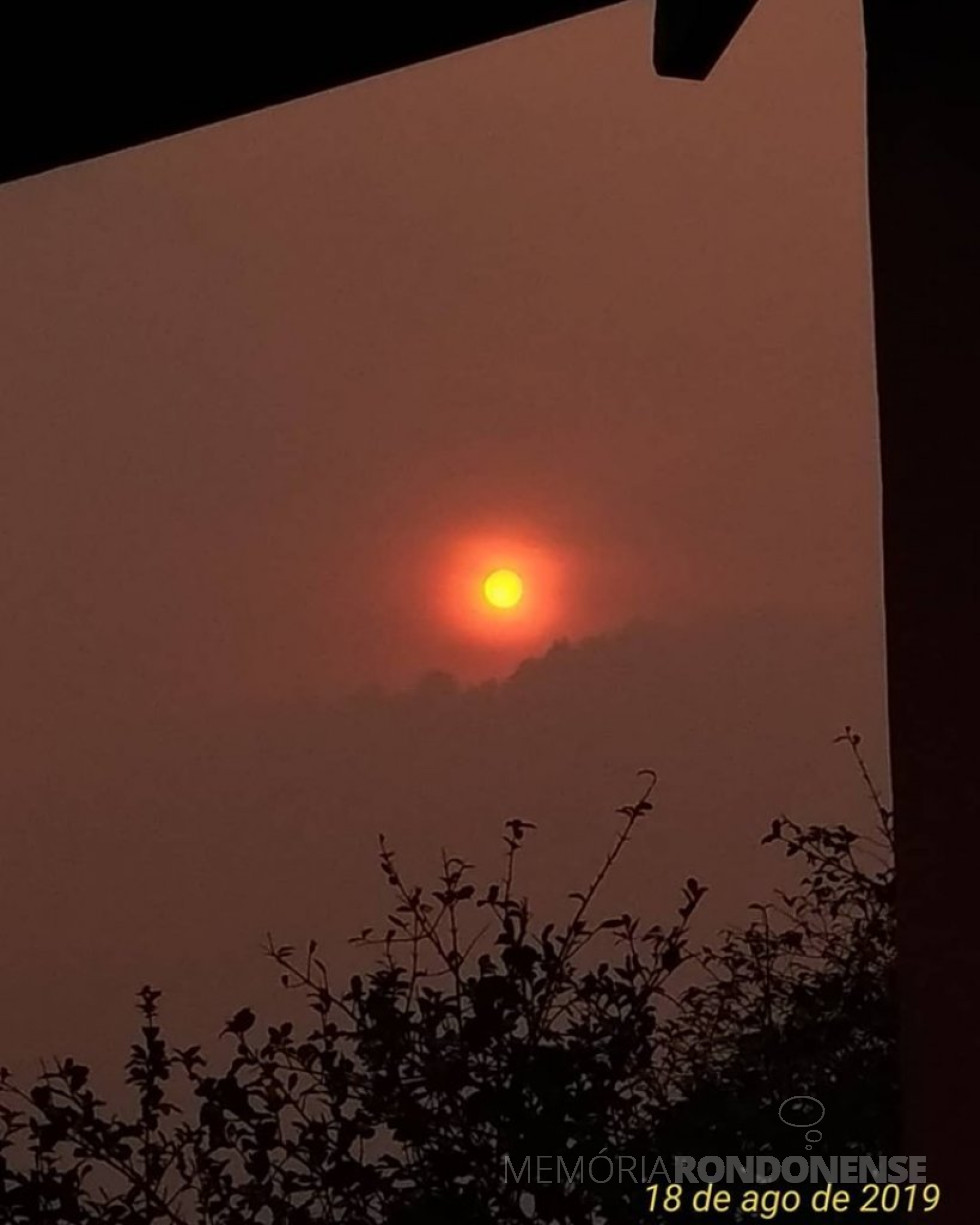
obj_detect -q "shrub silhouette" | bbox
[0,729,896,1223]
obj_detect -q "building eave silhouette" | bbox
[0,4,623,187]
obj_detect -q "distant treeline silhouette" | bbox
[0,729,897,1223]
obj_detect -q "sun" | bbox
[437,529,563,646]
[483,568,524,610]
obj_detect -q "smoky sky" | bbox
[0,0,885,1078]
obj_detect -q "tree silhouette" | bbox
[0,729,896,1223]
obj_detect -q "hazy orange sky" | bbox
[0,0,887,1078]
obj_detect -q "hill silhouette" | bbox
[0,612,886,1091]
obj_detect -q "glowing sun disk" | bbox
[483,568,524,609]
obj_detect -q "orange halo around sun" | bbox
[439,529,565,644]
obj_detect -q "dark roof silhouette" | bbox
[652,0,759,79]
[1,4,622,185]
